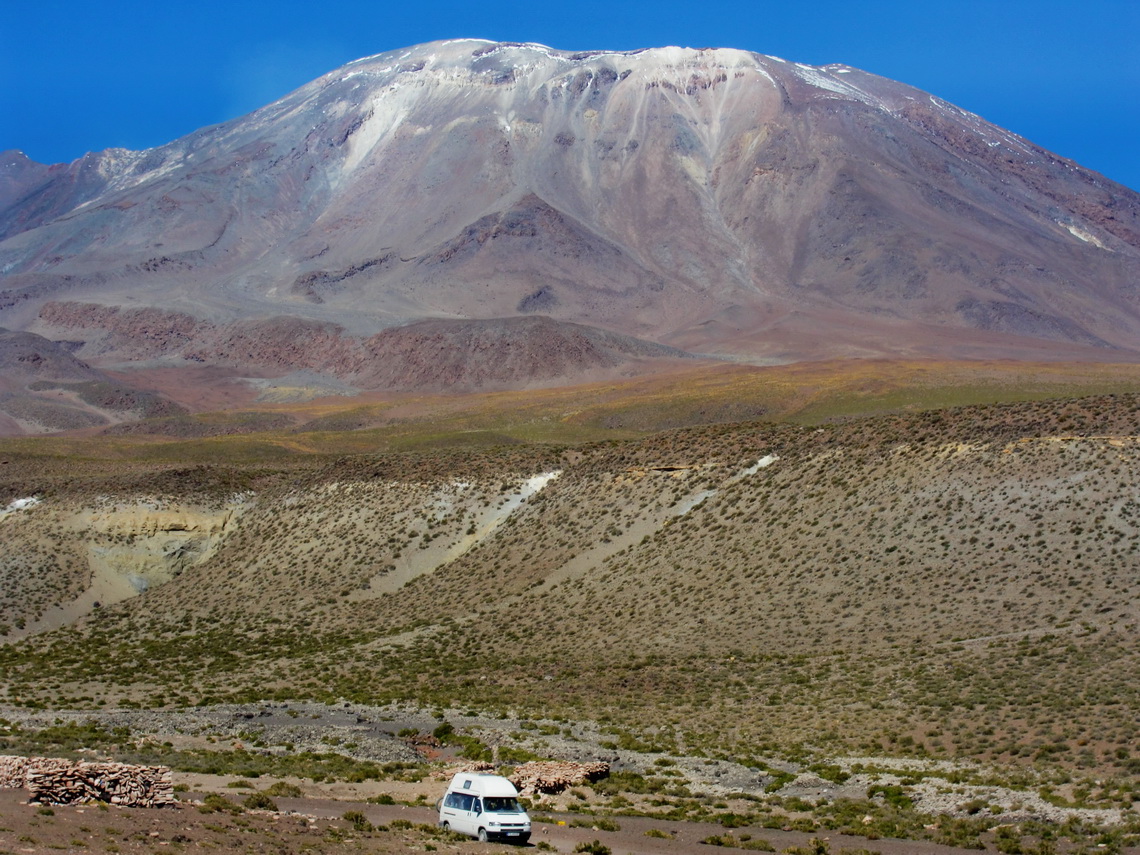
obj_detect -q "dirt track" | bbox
[8,788,1132,855]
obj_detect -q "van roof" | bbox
[447,772,520,797]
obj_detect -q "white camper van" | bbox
[438,772,531,843]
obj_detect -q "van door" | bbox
[469,796,484,838]
[440,792,478,836]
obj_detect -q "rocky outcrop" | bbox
[0,327,185,434]
[356,316,690,392]
[34,304,692,399]
[38,302,202,359]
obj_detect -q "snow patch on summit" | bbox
[791,63,881,107]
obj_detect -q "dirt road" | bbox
[5,789,1138,855]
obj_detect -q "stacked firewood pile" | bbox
[509,760,610,796]
[0,755,175,807]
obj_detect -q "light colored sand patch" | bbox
[541,515,662,591]
[13,496,252,638]
[734,454,779,479]
[0,496,40,522]
[547,456,780,588]
[673,454,778,515]
[672,489,717,516]
[361,472,562,596]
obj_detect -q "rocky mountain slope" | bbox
[2,41,1140,435]
[2,393,1139,781]
[0,327,184,433]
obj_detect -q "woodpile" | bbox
[0,755,175,807]
[509,760,610,796]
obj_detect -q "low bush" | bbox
[243,792,277,811]
[263,781,302,798]
[342,810,373,832]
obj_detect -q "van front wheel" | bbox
[477,828,488,843]
[440,822,449,832]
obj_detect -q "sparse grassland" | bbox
[4,358,1140,462]
[1,383,1140,850]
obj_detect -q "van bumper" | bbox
[489,830,531,844]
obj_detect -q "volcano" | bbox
[1,40,1139,432]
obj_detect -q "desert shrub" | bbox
[498,745,542,764]
[701,834,738,846]
[342,810,373,832]
[720,813,752,828]
[323,826,350,843]
[993,825,1029,854]
[764,771,795,793]
[263,781,302,798]
[243,792,277,811]
[808,763,850,784]
[198,793,242,814]
[740,840,775,852]
[867,784,912,809]
[571,817,620,831]
[574,841,611,855]
[781,839,830,855]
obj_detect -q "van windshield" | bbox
[483,797,522,813]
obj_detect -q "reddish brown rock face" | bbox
[1,40,1140,431]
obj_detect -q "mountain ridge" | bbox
[1,40,1139,434]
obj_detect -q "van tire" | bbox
[477,828,488,842]
[440,822,450,832]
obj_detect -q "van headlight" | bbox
[488,822,499,828]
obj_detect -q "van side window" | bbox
[447,793,474,811]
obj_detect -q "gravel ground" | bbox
[5,787,1105,855]
[1,701,1132,829]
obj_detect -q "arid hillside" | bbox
[2,392,1139,784]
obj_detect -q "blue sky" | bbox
[1,0,1137,190]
